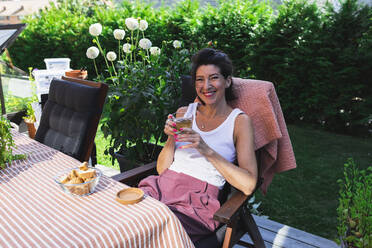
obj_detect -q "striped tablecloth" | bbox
[0,131,194,248]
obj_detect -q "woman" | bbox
[139,48,258,243]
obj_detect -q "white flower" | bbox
[113,29,125,40]
[139,20,148,31]
[122,43,132,53]
[340,109,345,114]
[86,46,100,59]
[106,51,117,61]
[89,23,102,36]
[173,40,182,49]
[139,38,152,50]
[125,18,139,31]
[150,46,161,56]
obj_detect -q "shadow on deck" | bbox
[235,215,340,248]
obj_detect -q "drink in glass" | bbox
[174,117,192,130]
[172,110,193,132]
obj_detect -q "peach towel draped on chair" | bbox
[228,78,297,194]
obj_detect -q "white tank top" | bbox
[169,102,244,188]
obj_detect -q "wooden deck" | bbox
[235,215,340,248]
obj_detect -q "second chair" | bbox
[35,76,108,163]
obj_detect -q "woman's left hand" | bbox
[175,128,212,155]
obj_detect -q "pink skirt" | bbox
[138,169,221,242]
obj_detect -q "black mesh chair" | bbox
[112,76,266,248]
[35,76,108,163]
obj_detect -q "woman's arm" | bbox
[156,136,175,174]
[219,114,258,194]
[176,114,258,195]
[156,107,188,174]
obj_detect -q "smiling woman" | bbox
[137,48,258,244]
[195,65,228,106]
[192,49,236,106]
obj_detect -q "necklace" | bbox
[198,115,206,129]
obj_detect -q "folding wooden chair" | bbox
[114,70,299,247]
[111,75,286,247]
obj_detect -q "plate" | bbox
[116,188,144,205]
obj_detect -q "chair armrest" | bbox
[213,190,249,225]
[111,161,157,184]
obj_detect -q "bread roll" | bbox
[60,175,70,184]
[69,177,84,184]
[79,162,89,171]
[78,169,96,180]
[70,169,78,178]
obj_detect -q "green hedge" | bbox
[195,0,273,74]
[9,0,372,136]
[250,0,372,135]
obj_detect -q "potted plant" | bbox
[0,116,26,169]
[86,21,192,172]
[337,158,371,248]
[22,68,39,139]
[23,102,36,139]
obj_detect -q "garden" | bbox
[1,0,371,246]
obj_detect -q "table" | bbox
[0,131,194,248]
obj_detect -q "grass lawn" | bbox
[95,126,119,170]
[255,124,371,242]
[95,123,372,241]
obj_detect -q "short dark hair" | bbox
[191,48,236,102]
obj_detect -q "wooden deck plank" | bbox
[239,227,319,248]
[234,215,340,248]
[253,215,339,248]
[234,240,275,248]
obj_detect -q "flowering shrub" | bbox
[86,20,192,165]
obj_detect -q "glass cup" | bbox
[172,110,193,133]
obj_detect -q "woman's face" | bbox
[195,64,231,106]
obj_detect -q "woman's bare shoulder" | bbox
[175,106,189,118]
[236,112,252,126]
[177,106,188,112]
[234,113,254,137]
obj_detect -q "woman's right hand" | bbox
[164,114,178,137]
[157,114,178,174]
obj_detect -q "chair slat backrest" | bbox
[35,76,107,162]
